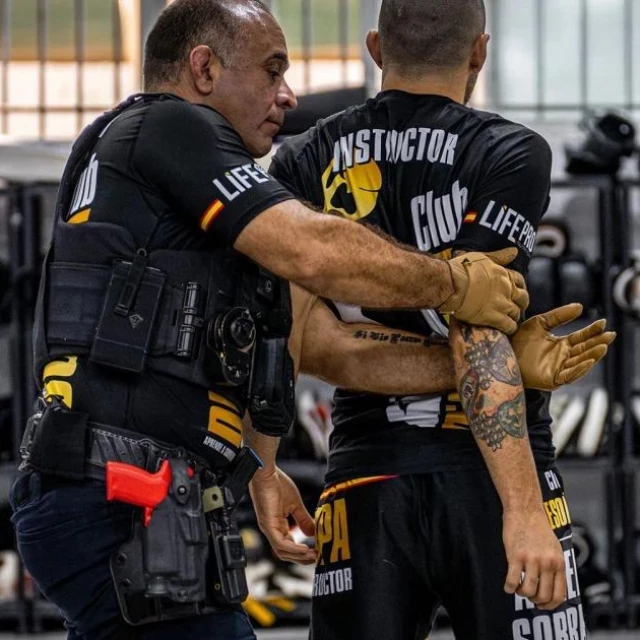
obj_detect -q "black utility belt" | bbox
[19,398,200,481]
[19,401,262,625]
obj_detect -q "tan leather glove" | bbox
[512,303,616,391]
[438,248,529,335]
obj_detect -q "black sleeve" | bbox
[269,130,324,205]
[453,130,552,275]
[268,143,304,196]
[134,100,295,246]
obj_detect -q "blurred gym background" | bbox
[0,0,639,637]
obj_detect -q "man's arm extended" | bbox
[442,132,566,609]
[234,200,526,334]
[236,199,450,309]
[449,318,566,610]
[291,285,613,395]
[295,287,454,393]
[249,287,613,565]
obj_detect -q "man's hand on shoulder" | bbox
[513,303,616,391]
[439,248,529,335]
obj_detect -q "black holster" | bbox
[110,449,260,625]
[110,456,212,625]
[246,272,295,437]
[202,447,263,604]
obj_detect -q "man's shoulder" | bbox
[467,108,551,156]
[273,126,319,164]
[140,94,232,130]
[274,104,366,165]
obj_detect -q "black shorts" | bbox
[311,466,586,640]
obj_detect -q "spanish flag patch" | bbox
[463,211,478,224]
[200,199,225,231]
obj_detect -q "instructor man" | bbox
[269,0,591,637]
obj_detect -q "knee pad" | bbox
[535,220,570,259]
[527,253,595,318]
[576,387,608,458]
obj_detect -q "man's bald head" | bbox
[143,0,272,89]
[378,0,486,75]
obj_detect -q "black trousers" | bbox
[10,472,256,640]
[311,466,586,640]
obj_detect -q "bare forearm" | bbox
[301,217,454,308]
[235,201,454,309]
[301,322,455,394]
[242,415,280,477]
[449,319,543,511]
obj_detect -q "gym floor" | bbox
[1,630,639,639]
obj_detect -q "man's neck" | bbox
[380,68,466,104]
[145,83,200,104]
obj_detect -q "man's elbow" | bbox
[289,250,328,292]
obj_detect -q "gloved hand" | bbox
[512,303,616,391]
[438,248,529,335]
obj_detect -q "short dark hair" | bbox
[143,0,270,89]
[378,0,486,72]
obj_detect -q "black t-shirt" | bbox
[45,93,294,465]
[65,93,291,246]
[270,90,555,483]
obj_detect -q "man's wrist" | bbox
[434,259,456,309]
[251,462,277,481]
[502,496,545,515]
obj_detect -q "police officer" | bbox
[9,1,528,639]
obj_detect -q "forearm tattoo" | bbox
[458,326,526,451]
[353,329,444,348]
[459,324,522,386]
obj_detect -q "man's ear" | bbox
[470,33,490,74]
[365,29,383,70]
[189,45,222,95]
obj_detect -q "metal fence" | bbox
[0,0,360,140]
[1,0,124,138]
[2,0,639,141]
[489,0,640,118]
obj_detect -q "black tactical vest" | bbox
[33,96,295,437]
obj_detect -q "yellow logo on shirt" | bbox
[322,160,382,221]
[42,356,78,408]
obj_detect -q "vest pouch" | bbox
[19,400,89,480]
[90,260,166,373]
[249,336,295,437]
